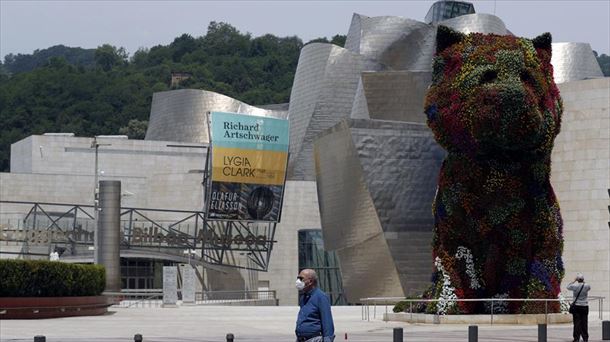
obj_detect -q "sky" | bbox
[1,0,609,60]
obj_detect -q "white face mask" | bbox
[295,278,305,291]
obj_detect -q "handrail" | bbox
[359,296,605,324]
[109,289,278,308]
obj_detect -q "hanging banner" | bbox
[206,111,289,222]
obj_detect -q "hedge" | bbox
[0,259,105,297]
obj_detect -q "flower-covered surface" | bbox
[423,26,564,314]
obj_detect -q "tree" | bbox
[202,22,251,56]
[119,119,148,139]
[3,45,95,74]
[330,35,347,47]
[593,50,610,76]
[94,44,127,71]
[170,34,197,62]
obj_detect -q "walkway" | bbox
[1,306,607,341]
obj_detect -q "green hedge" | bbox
[0,259,105,297]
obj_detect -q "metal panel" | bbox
[551,43,604,84]
[344,14,437,71]
[314,119,445,300]
[288,43,382,180]
[145,89,287,143]
[439,13,508,35]
[351,71,432,123]
[98,180,122,292]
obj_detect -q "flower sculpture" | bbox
[424,26,564,314]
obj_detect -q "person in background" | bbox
[295,269,335,342]
[567,272,591,342]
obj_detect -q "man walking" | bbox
[295,269,335,342]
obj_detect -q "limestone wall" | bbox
[552,78,610,305]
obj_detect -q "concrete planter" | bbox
[0,296,110,319]
[384,312,573,324]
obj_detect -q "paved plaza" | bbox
[1,306,608,342]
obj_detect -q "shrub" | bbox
[0,259,105,297]
[393,301,408,313]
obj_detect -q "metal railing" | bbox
[109,289,278,308]
[360,296,605,324]
[1,200,278,271]
[108,289,163,308]
[195,290,277,304]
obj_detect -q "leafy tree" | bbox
[330,35,347,47]
[171,34,198,62]
[593,50,610,76]
[119,119,148,139]
[2,45,96,74]
[94,44,127,71]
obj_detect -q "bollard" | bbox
[344,332,348,340]
[226,333,234,342]
[603,320,610,340]
[538,324,547,342]
[34,336,46,342]
[393,327,403,342]
[468,325,478,342]
[134,334,143,342]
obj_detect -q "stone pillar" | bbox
[163,266,178,307]
[97,180,121,292]
[182,266,196,305]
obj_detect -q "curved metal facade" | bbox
[350,71,432,123]
[314,119,445,301]
[551,43,604,84]
[439,13,508,35]
[145,89,287,143]
[287,43,382,180]
[344,14,437,71]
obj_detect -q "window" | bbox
[298,229,347,305]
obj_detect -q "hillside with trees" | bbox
[0,22,345,171]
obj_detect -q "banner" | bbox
[207,111,289,222]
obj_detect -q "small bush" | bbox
[393,301,408,313]
[0,259,105,297]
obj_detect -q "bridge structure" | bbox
[0,200,277,272]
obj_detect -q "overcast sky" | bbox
[1,0,609,60]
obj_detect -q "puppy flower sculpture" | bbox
[424,26,564,314]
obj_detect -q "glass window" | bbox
[298,229,347,305]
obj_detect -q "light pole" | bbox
[91,135,127,264]
[183,249,197,268]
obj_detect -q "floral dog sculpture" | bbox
[424,26,564,314]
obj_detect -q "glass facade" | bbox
[425,1,475,24]
[120,258,172,290]
[298,229,346,305]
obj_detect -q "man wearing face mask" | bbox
[295,269,335,342]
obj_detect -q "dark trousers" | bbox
[572,305,589,341]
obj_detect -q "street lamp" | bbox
[91,135,127,264]
[183,249,197,268]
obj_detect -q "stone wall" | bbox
[552,78,610,305]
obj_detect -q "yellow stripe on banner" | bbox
[211,147,288,185]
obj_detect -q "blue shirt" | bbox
[296,287,335,340]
